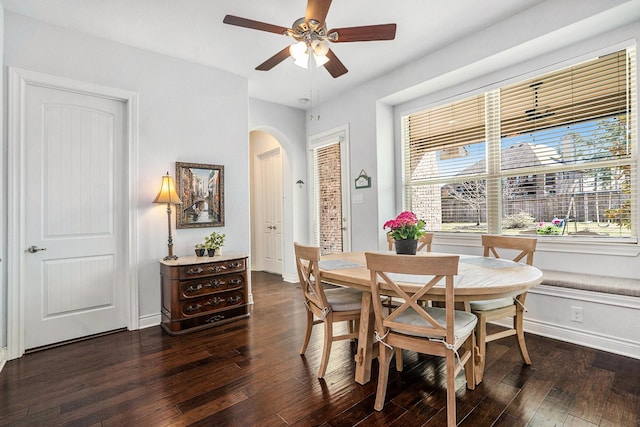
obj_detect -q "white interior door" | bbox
[22,83,128,350]
[257,148,283,274]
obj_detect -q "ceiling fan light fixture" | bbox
[313,54,329,67]
[289,41,308,60]
[223,2,396,78]
[290,41,310,68]
[290,40,329,69]
[311,40,329,57]
[294,55,310,69]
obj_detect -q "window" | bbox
[309,125,351,254]
[402,47,637,240]
[312,142,344,254]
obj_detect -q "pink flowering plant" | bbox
[383,211,427,240]
[536,217,563,235]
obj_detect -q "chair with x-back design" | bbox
[469,234,537,383]
[386,232,434,252]
[365,252,476,426]
[295,242,363,378]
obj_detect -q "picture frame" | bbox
[175,162,225,228]
[354,169,371,189]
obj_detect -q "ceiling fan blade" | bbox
[328,23,397,42]
[255,46,292,71]
[305,0,332,27]
[223,15,289,36]
[324,49,348,78]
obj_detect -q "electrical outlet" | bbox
[570,306,583,323]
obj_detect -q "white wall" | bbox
[0,4,5,364]
[307,0,640,357]
[308,0,640,251]
[308,0,640,271]
[1,0,638,362]
[1,12,250,333]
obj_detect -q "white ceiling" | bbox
[1,0,548,109]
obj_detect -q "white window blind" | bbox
[402,47,636,240]
[403,94,487,232]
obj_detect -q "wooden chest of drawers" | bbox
[159,253,250,335]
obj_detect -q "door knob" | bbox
[27,245,47,253]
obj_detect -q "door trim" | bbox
[308,124,351,252]
[7,67,139,360]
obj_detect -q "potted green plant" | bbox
[194,243,206,257]
[383,211,427,255]
[204,231,226,257]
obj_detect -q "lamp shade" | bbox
[153,173,182,205]
[311,40,329,57]
[289,41,308,60]
[313,54,329,67]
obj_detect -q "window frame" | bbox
[399,46,637,244]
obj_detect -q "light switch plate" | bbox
[352,194,364,204]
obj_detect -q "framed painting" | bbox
[175,162,224,228]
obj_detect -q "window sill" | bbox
[432,232,640,257]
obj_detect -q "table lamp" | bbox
[153,172,182,260]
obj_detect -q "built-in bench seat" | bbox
[541,270,640,297]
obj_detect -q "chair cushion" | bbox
[391,306,477,340]
[469,297,513,312]
[324,287,363,312]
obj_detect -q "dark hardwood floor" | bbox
[1,271,639,426]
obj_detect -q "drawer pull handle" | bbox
[206,279,223,288]
[228,279,242,285]
[207,266,227,273]
[186,284,203,293]
[187,267,204,275]
[207,297,225,306]
[227,296,242,304]
[206,315,225,323]
[228,262,243,269]
[184,304,201,313]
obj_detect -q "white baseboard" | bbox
[138,313,161,329]
[492,317,640,360]
[250,267,298,284]
[0,347,6,373]
[525,318,640,360]
[283,273,298,283]
[492,284,640,360]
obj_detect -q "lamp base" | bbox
[163,254,179,261]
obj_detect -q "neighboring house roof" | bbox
[460,141,561,175]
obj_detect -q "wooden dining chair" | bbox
[386,232,434,316]
[365,252,476,426]
[387,232,433,305]
[470,235,537,382]
[294,242,363,378]
[386,232,433,252]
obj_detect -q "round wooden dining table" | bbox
[319,251,544,386]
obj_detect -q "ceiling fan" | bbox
[223,0,396,78]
